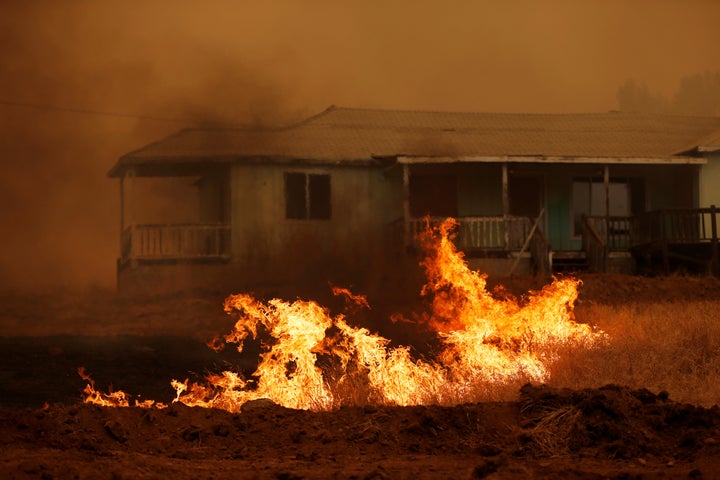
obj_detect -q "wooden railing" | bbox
[584,216,632,251]
[632,207,720,246]
[406,216,535,251]
[121,223,231,262]
[404,215,551,273]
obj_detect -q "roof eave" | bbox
[397,155,707,165]
[107,154,382,178]
[698,146,720,153]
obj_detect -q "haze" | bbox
[1,0,719,290]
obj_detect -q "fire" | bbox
[80,217,605,412]
[77,367,130,407]
[77,367,167,408]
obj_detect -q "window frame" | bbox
[571,176,631,237]
[283,171,332,220]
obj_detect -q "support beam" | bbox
[129,167,137,266]
[402,164,411,248]
[604,164,610,245]
[502,163,509,249]
[119,173,125,234]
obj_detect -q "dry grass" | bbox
[549,300,720,406]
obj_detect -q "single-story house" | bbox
[107,106,720,293]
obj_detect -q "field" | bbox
[2,273,720,479]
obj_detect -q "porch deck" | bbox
[630,207,720,275]
[585,207,720,275]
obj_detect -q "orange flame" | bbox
[82,217,605,412]
[78,367,166,409]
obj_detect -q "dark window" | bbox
[284,172,331,220]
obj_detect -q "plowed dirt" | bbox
[2,274,720,479]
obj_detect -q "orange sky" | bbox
[1,0,719,289]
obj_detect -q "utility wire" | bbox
[0,99,205,124]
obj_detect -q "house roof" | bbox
[108,106,720,177]
[694,128,720,153]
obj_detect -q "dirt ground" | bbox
[2,273,720,479]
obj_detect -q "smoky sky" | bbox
[1,0,719,290]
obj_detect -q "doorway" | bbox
[509,174,544,219]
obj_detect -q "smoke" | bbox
[0,0,719,290]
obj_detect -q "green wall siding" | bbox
[230,163,385,283]
[700,153,720,208]
[457,164,503,216]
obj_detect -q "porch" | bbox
[399,215,551,275]
[118,223,231,268]
[583,207,720,275]
[393,207,720,277]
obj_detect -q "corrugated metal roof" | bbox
[109,106,720,176]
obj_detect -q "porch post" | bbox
[402,163,411,249]
[502,163,509,249]
[711,205,718,276]
[129,167,137,267]
[603,165,610,245]
[119,172,125,258]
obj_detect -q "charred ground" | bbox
[2,273,720,479]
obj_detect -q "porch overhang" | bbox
[396,155,707,165]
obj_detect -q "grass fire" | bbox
[4,223,720,478]
[79,218,605,411]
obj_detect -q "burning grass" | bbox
[79,218,606,411]
[69,218,720,412]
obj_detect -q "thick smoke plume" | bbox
[1,0,719,290]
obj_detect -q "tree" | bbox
[616,71,720,116]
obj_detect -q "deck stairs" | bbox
[551,251,589,274]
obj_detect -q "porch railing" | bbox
[583,216,632,251]
[632,207,720,246]
[121,223,231,263]
[406,216,535,251]
[404,215,550,273]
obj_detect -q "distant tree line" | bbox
[616,70,720,116]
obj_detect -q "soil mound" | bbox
[518,384,720,461]
[2,384,720,479]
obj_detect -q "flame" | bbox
[81,217,605,412]
[77,367,166,409]
[77,367,130,407]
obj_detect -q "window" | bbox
[284,172,331,220]
[572,178,630,235]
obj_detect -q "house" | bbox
[107,106,720,293]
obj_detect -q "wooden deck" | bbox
[585,207,720,275]
[630,207,720,275]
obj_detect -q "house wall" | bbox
[700,153,720,208]
[513,164,698,251]
[197,169,231,223]
[643,165,697,209]
[457,164,503,216]
[229,163,388,287]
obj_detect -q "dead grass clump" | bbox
[550,300,720,406]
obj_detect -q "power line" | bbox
[0,99,205,124]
